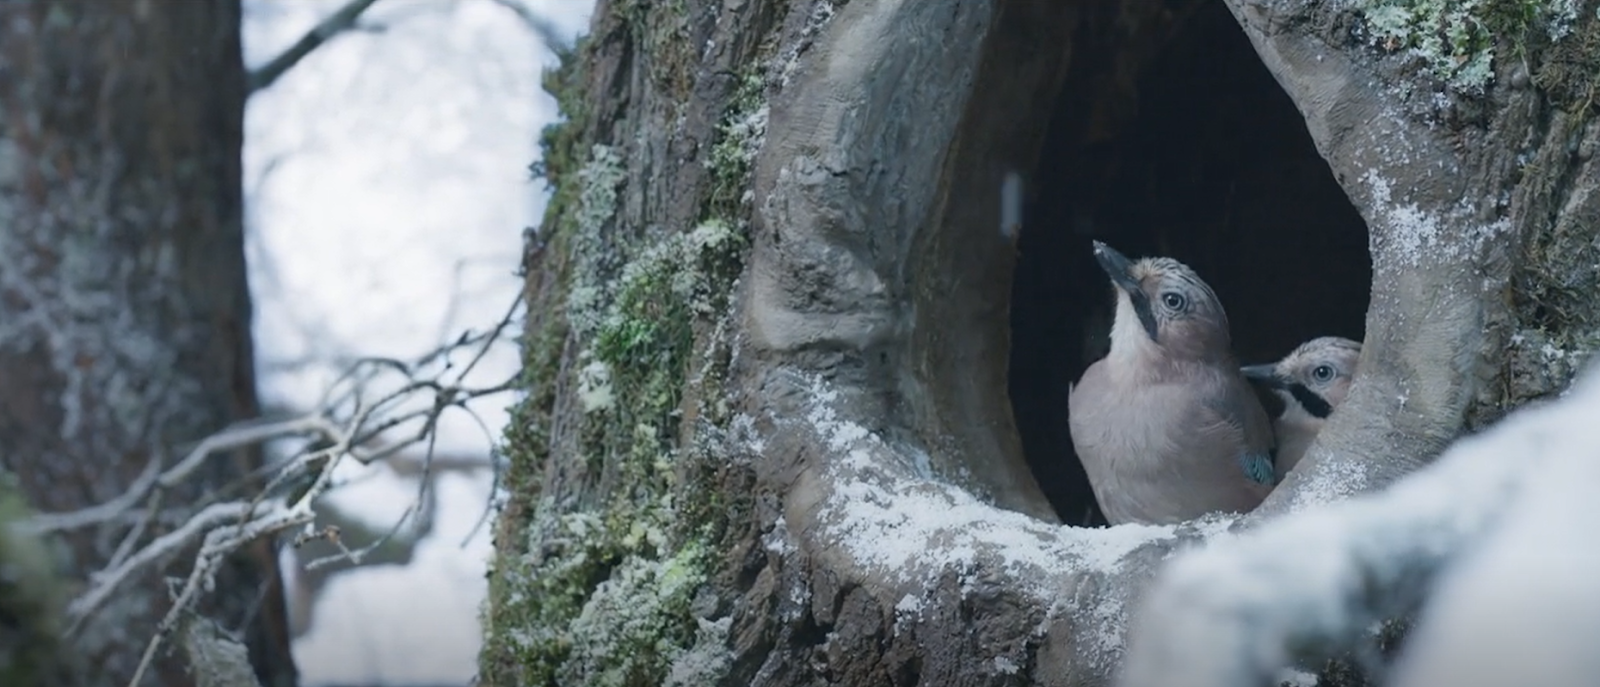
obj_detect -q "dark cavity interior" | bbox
[1005,1,1372,525]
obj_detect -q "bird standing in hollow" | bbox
[1068,241,1276,525]
[1241,336,1362,481]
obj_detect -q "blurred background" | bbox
[241,1,591,684]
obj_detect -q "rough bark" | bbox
[485,0,1600,686]
[0,2,294,686]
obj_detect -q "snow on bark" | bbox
[789,371,1242,669]
[1119,362,1600,687]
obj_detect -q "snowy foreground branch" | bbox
[769,362,1600,685]
[1120,362,1600,687]
[16,295,522,687]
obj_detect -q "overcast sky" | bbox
[241,1,592,683]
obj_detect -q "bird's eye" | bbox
[1161,292,1186,311]
[1312,364,1335,382]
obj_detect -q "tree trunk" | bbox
[0,2,294,686]
[482,0,1600,685]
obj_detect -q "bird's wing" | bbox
[1198,376,1278,486]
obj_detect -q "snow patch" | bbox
[1277,668,1319,687]
[1388,371,1600,687]
[893,592,924,635]
[1280,455,1373,515]
[791,372,1181,658]
[763,515,794,555]
[1546,0,1582,40]
[1362,169,1509,269]
[993,655,1021,675]
[664,616,734,687]
[731,412,766,457]
[776,1,838,88]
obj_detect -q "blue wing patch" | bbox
[1239,451,1276,486]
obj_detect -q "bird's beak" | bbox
[1240,364,1287,389]
[1092,241,1158,342]
[1092,241,1141,293]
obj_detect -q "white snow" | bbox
[1389,373,1600,687]
[763,514,793,555]
[993,655,1021,675]
[1278,668,1320,687]
[1362,168,1509,269]
[1118,361,1600,687]
[1280,448,1373,513]
[777,1,838,88]
[802,372,1173,594]
[793,372,1187,660]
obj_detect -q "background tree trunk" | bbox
[482,0,1600,685]
[0,2,295,686]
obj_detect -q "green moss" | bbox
[706,69,770,215]
[484,37,588,684]
[559,542,709,687]
[1351,0,1581,92]
[486,216,745,686]
[483,4,772,681]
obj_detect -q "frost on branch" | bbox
[1119,362,1600,687]
[20,295,521,687]
[772,370,1245,678]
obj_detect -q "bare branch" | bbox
[483,0,573,54]
[248,0,387,94]
[161,416,342,491]
[21,288,525,685]
[20,455,162,535]
[66,502,253,635]
[19,415,338,535]
[385,450,494,476]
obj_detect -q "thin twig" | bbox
[38,290,523,684]
[105,490,163,573]
[482,0,572,53]
[454,291,524,385]
[249,0,388,94]
[66,502,253,636]
[21,455,163,535]
[161,416,341,490]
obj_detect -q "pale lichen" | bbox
[559,543,709,687]
[565,144,629,339]
[576,357,616,413]
[663,616,734,687]
[1348,0,1581,92]
[485,50,764,687]
[706,68,770,213]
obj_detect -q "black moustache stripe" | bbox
[1130,292,1160,343]
[1286,383,1333,419]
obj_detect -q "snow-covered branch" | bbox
[17,294,522,687]
[1118,363,1600,687]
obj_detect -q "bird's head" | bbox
[1241,336,1362,418]
[1092,240,1231,362]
